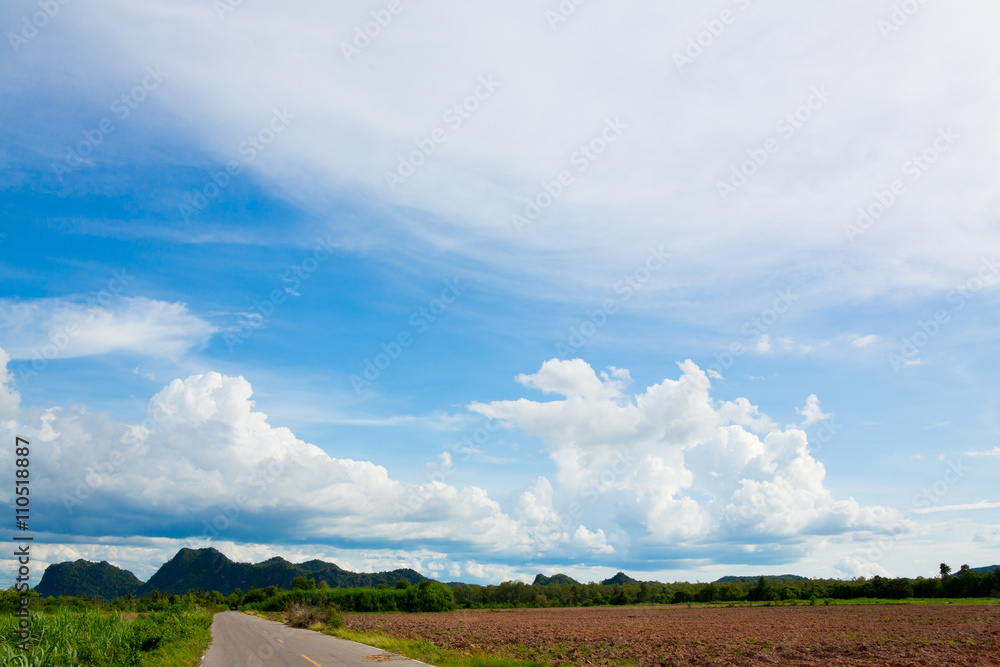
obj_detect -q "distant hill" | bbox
[136,548,426,597]
[36,560,142,600]
[601,572,639,586]
[968,565,1000,575]
[714,574,809,584]
[533,573,581,586]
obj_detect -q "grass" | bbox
[139,612,214,667]
[811,598,999,606]
[0,608,214,667]
[328,627,546,667]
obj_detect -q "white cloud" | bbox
[796,394,832,426]
[0,369,632,566]
[573,525,615,555]
[834,556,889,579]
[0,359,909,573]
[21,1,1000,314]
[0,371,519,554]
[965,447,1000,458]
[910,501,1000,515]
[852,335,879,348]
[0,296,216,360]
[973,528,1000,543]
[0,347,20,420]
[756,334,771,354]
[516,358,625,399]
[471,359,902,558]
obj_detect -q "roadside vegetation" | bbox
[327,627,547,667]
[0,590,217,667]
[242,577,457,613]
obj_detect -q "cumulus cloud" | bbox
[472,359,902,562]
[835,556,889,579]
[0,296,216,360]
[0,368,628,569]
[0,371,507,555]
[796,394,832,426]
[0,359,905,573]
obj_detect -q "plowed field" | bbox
[343,603,1000,666]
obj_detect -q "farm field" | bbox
[342,603,1000,666]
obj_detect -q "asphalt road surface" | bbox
[202,611,429,666]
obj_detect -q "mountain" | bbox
[35,560,142,600]
[968,565,1000,575]
[601,572,639,586]
[136,548,426,597]
[714,574,809,584]
[533,573,581,586]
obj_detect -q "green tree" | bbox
[395,579,411,589]
[749,576,769,602]
[227,588,244,609]
[940,563,952,578]
[292,576,315,590]
[414,580,456,612]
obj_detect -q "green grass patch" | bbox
[0,608,215,667]
[814,597,998,606]
[326,627,546,667]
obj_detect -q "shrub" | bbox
[286,603,342,629]
[286,603,320,628]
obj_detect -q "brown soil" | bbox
[343,603,1000,666]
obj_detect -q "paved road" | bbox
[202,611,429,666]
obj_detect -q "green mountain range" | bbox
[35,548,427,599]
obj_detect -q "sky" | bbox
[1,0,999,587]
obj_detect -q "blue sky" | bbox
[1,0,999,586]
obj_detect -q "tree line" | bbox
[11,562,998,614]
[450,564,1000,608]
